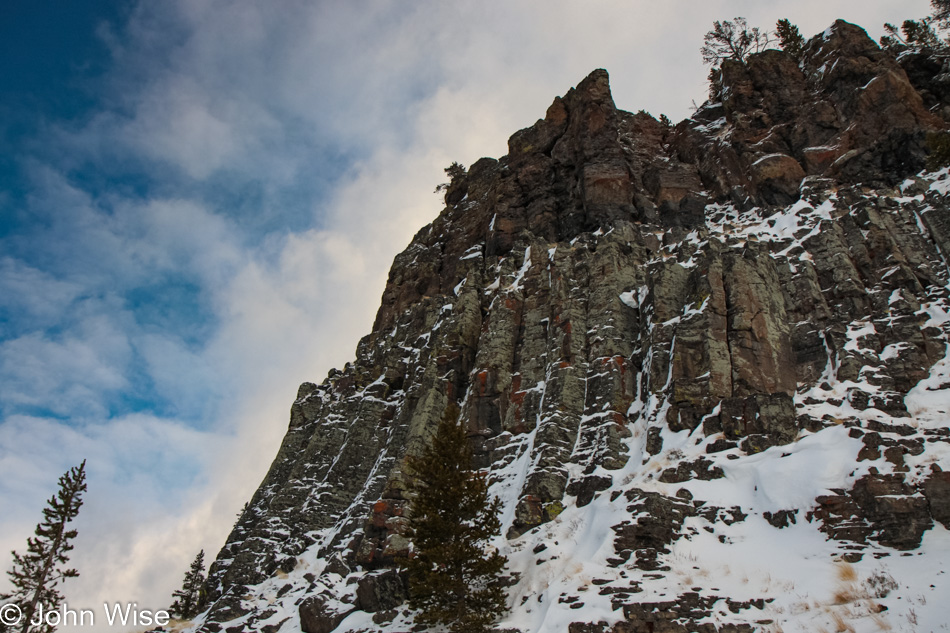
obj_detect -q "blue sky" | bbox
[0,0,931,627]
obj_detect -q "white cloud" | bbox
[0,311,132,418]
[0,259,84,326]
[126,88,244,180]
[136,333,219,417]
[129,197,244,287]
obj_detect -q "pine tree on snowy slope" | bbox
[402,404,508,633]
[169,550,206,620]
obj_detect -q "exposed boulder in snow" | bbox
[298,595,354,633]
[353,569,407,613]
[924,467,950,528]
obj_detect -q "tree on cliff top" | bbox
[776,19,805,61]
[881,18,946,53]
[402,405,508,633]
[933,0,950,25]
[434,161,467,194]
[881,0,950,53]
[701,17,773,66]
[2,461,86,633]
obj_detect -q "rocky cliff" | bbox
[193,20,950,633]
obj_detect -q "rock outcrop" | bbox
[194,21,950,633]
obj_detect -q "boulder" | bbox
[299,595,354,633]
[751,154,805,204]
[566,475,613,507]
[354,569,408,613]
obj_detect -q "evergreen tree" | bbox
[169,550,206,620]
[2,461,86,633]
[701,17,773,66]
[434,161,467,194]
[775,19,805,61]
[881,18,946,53]
[402,406,508,633]
[881,0,950,54]
[933,0,950,26]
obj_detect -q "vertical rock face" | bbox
[196,22,950,633]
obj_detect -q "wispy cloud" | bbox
[0,259,84,329]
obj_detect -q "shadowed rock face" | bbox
[197,21,950,633]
